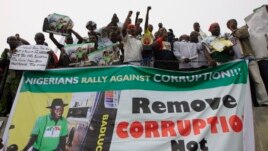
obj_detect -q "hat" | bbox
[208,22,219,32]
[46,98,68,109]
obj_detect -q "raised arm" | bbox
[70,29,83,44]
[122,11,133,37]
[49,33,64,50]
[144,6,151,31]
[135,11,140,26]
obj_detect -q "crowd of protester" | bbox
[0,6,268,117]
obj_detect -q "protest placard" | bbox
[43,13,74,36]
[9,45,50,70]
[64,43,95,66]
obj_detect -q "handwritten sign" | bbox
[9,45,50,70]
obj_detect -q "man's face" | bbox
[193,23,200,32]
[211,25,220,36]
[159,28,168,39]
[190,31,199,43]
[35,35,45,45]
[158,23,163,28]
[7,36,18,48]
[109,33,118,43]
[51,106,64,120]
[148,25,153,32]
[227,20,237,30]
[127,26,136,36]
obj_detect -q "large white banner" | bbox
[111,85,250,151]
[3,60,254,151]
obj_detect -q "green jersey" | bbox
[31,114,68,151]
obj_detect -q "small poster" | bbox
[88,44,122,66]
[43,13,74,36]
[9,45,50,70]
[64,43,95,66]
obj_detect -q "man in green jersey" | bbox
[23,98,68,151]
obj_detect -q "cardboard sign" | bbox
[9,45,50,70]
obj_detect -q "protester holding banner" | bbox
[108,32,124,64]
[34,33,48,46]
[226,18,268,106]
[88,33,99,52]
[23,98,68,151]
[202,23,234,66]
[49,29,84,67]
[34,32,59,69]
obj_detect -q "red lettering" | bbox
[116,115,243,139]
[116,122,129,138]
[229,115,243,132]
[207,117,218,133]
[145,121,160,138]
[130,121,144,138]
[193,119,206,135]
[161,121,176,137]
[177,120,191,136]
[219,116,229,132]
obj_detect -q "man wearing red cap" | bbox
[121,11,143,65]
[23,98,68,151]
[202,22,234,66]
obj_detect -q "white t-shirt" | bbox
[122,35,143,65]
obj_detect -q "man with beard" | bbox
[202,22,234,66]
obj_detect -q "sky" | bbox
[0,0,266,54]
